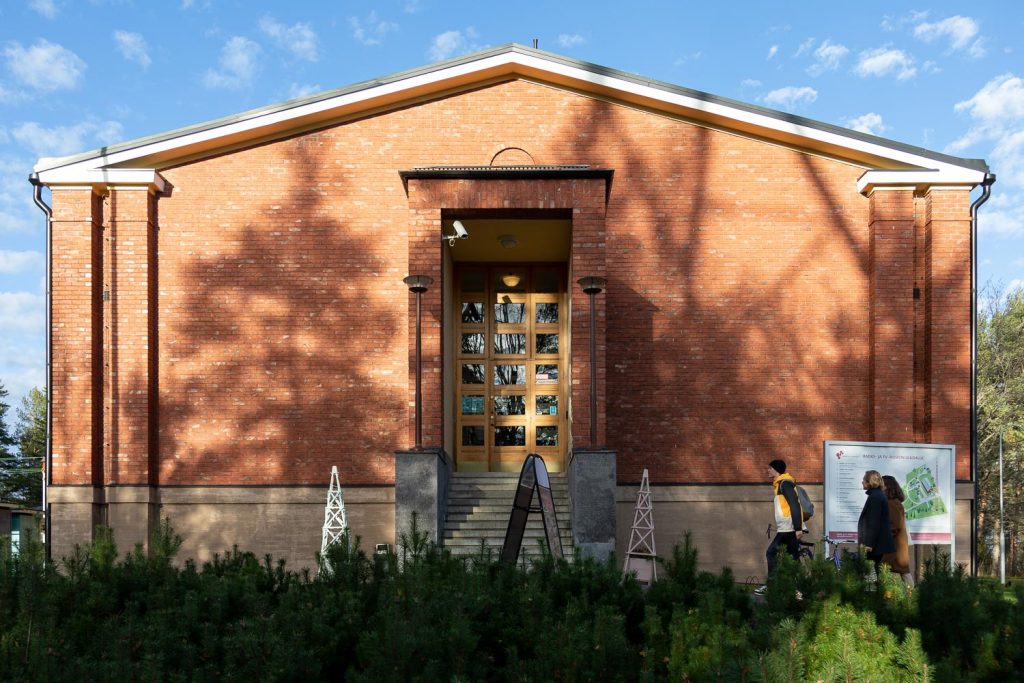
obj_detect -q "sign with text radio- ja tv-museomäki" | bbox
[823,441,955,545]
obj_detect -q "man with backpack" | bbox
[755,459,807,595]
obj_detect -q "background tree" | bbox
[0,383,44,507]
[977,284,1024,577]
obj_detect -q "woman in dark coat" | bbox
[858,469,896,571]
[881,474,914,586]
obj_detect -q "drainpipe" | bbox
[970,172,995,576]
[28,172,52,561]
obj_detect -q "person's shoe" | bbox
[753,584,768,595]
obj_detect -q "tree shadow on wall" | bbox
[149,141,409,557]
[544,93,890,492]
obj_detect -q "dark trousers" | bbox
[766,531,801,575]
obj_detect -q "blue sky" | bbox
[1,1,1022,407]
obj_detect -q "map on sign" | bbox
[903,465,947,521]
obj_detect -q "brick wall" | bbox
[48,78,973,489]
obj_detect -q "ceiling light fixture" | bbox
[498,234,518,249]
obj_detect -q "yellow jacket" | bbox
[772,473,802,533]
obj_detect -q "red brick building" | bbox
[32,45,990,577]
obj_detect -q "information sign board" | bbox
[823,441,955,550]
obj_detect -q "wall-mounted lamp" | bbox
[404,274,433,449]
[577,276,607,448]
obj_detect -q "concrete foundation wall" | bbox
[48,485,395,570]
[616,483,974,582]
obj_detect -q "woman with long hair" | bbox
[858,470,895,572]
[881,475,915,586]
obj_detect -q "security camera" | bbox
[444,220,470,246]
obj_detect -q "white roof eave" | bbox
[33,49,988,190]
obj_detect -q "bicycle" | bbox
[822,538,859,569]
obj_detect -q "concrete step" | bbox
[448,486,570,497]
[444,543,574,560]
[444,501,569,511]
[449,478,566,487]
[443,537,573,549]
[446,511,569,523]
[450,472,567,479]
[445,518,562,530]
[445,530,573,543]
[443,472,573,560]
[446,495,569,505]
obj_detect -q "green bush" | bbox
[2,521,1023,681]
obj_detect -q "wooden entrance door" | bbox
[455,265,567,472]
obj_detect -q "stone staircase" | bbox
[443,472,574,560]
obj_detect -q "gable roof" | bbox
[32,43,989,192]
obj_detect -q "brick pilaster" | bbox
[924,188,972,479]
[50,189,104,487]
[869,189,916,442]
[105,188,158,486]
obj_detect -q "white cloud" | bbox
[883,10,930,33]
[948,73,1024,158]
[0,292,44,335]
[202,36,260,90]
[843,112,887,136]
[988,130,1024,189]
[761,86,818,111]
[427,28,481,61]
[807,39,849,76]
[348,12,398,47]
[259,16,319,61]
[557,34,585,48]
[741,79,762,88]
[0,250,43,274]
[113,30,151,69]
[1005,279,1024,297]
[950,71,1024,237]
[288,83,321,99]
[674,51,702,67]
[948,74,1024,247]
[0,155,37,234]
[0,334,45,407]
[404,0,421,13]
[3,39,86,92]
[0,290,45,405]
[0,83,30,105]
[953,74,1024,124]
[181,0,194,7]
[854,47,916,80]
[794,38,815,58]
[767,45,778,60]
[11,120,123,157]
[913,15,985,57]
[29,0,58,18]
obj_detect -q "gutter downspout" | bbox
[970,172,996,576]
[29,173,52,562]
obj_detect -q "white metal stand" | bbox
[623,468,657,585]
[321,465,348,555]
